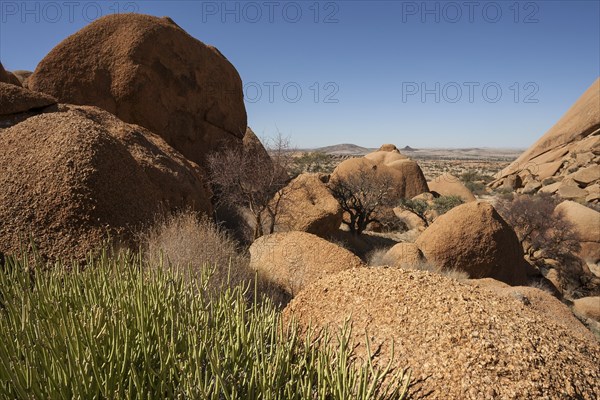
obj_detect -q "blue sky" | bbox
[1,1,598,148]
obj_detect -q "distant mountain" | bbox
[402,146,416,152]
[312,143,373,155]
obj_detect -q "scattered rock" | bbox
[571,165,600,185]
[502,174,522,190]
[284,268,600,400]
[29,13,247,167]
[522,180,542,194]
[585,184,600,202]
[274,173,342,237]
[576,151,595,166]
[249,231,363,297]
[557,182,588,200]
[415,201,530,285]
[491,78,600,203]
[0,105,212,261]
[538,181,561,194]
[428,173,476,202]
[535,161,564,180]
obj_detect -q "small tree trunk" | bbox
[254,214,264,240]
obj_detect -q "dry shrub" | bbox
[143,210,252,292]
[367,248,394,266]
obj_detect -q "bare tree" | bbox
[329,164,396,235]
[207,133,293,240]
[397,195,464,227]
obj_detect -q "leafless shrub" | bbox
[207,133,293,240]
[495,193,580,263]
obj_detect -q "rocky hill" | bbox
[490,78,599,203]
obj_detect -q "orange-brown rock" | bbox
[0,82,57,116]
[332,156,428,201]
[491,79,600,202]
[555,200,600,263]
[284,268,600,400]
[415,201,529,285]
[29,13,247,167]
[427,173,476,202]
[393,207,427,230]
[382,242,425,267]
[275,173,342,237]
[11,70,32,87]
[0,62,21,86]
[573,296,600,322]
[249,231,363,297]
[0,105,212,261]
[468,279,593,340]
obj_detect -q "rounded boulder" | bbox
[29,13,247,167]
[415,201,529,285]
[249,231,363,297]
[0,105,212,260]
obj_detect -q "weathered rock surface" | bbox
[555,201,600,263]
[428,173,476,202]
[415,201,530,285]
[284,268,600,400]
[0,62,21,86]
[573,296,600,322]
[491,79,600,203]
[249,231,363,297]
[0,82,57,116]
[332,150,428,202]
[29,13,247,167]
[468,279,594,340]
[382,242,425,267]
[0,105,212,260]
[275,173,342,237]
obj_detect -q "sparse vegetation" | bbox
[397,195,464,227]
[397,198,430,227]
[495,193,580,262]
[0,251,410,399]
[291,151,335,176]
[207,134,293,240]
[143,210,252,292]
[329,165,397,235]
[432,195,465,215]
[460,171,493,195]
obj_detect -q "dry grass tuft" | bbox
[367,248,394,266]
[143,210,252,292]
